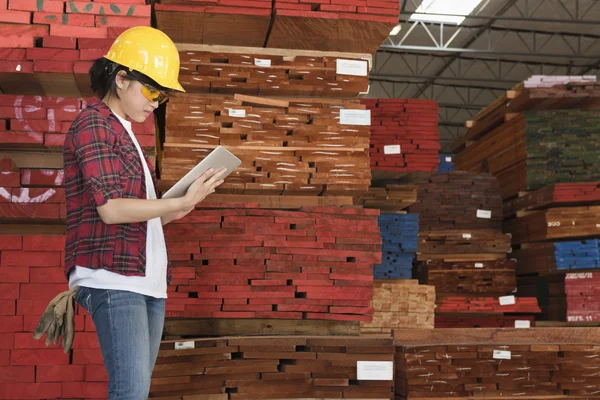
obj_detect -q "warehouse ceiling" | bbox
[369,0,600,151]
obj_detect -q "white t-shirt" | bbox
[68,113,168,299]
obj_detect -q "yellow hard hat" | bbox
[104,26,185,92]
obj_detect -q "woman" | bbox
[63,26,225,399]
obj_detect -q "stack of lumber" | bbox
[420,259,516,296]
[362,98,440,174]
[436,296,541,314]
[513,239,600,275]
[0,1,151,97]
[435,315,535,328]
[455,108,600,199]
[524,74,596,88]
[150,336,395,399]
[410,172,503,231]
[394,327,600,399]
[357,184,418,212]
[374,213,418,279]
[438,153,454,172]
[564,272,600,322]
[0,158,65,222]
[361,280,434,334]
[162,93,371,196]
[163,204,381,322]
[416,230,511,260]
[268,0,399,53]
[503,181,600,217]
[504,206,600,245]
[177,45,370,98]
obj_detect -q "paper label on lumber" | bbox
[462,233,472,239]
[357,361,393,380]
[445,156,452,162]
[476,209,492,219]
[174,341,195,350]
[228,109,246,118]
[566,272,593,280]
[475,262,484,268]
[254,58,272,67]
[384,144,402,155]
[340,109,371,126]
[337,59,368,76]
[493,350,511,360]
[515,320,531,328]
[499,295,516,306]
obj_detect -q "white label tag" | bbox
[254,58,272,67]
[493,350,511,360]
[174,341,195,350]
[475,262,484,269]
[228,109,246,118]
[340,109,371,126]
[565,272,593,280]
[445,156,452,162]
[499,295,516,306]
[384,145,401,155]
[462,233,472,239]
[515,320,531,329]
[477,209,492,219]
[357,361,393,381]
[336,59,368,76]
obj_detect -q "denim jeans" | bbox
[75,286,166,400]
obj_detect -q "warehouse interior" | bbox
[0,0,599,398]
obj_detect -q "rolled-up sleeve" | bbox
[71,113,123,207]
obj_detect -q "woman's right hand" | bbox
[180,167,227,210]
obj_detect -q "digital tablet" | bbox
[161,146,242,199]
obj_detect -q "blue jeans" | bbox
[75,286,165,400]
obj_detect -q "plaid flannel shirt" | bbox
[63,98,172,284]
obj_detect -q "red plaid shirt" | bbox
[63,98,172,284]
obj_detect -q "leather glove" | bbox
[33,286,79,353]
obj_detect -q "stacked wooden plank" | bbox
[503,181,600,217]
[504,206,600,245]
[513,239,600,275]
[416,230,511,260]
[0,1,151,97]
[163,204,381,322]
[177,45,370,98]
[362,99,440,173]
[524,74,597,88]
[150,336,395,399]
[374,213,418,279]
[563,272,600,322]
[162,93,371,196]
[394,328,600,400]
[268,0,399,54]
[455,108,600,199]
[360,280,435,334]
[436,297,541,314]
[435,315,535,328]
[357,184,418,212]
[155,1,272,47]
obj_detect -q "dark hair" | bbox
[89,57,169,100]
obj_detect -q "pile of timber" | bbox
[513,239,600,275]
[394,327,600,399]
[436,296,541,314]
[416,230,511,260]
[435,315,535,328]
[455,108,600,199]
[374,213,418,279]
[177,45,371,97]
[163,204,381,322]
[155,0,399,53]
[503,206,600,245]
[0,3,150,97]
[503,181,600,217]
[162,93,371,196]
[357,184,418,212]
[0,158,65,222]
[410,172,503,231]
[361,99,440,174]
[524,74,596,88]
[546,272,600,323]
[360,280,435,334]
[150,336,395,399]
[420,259,516,296]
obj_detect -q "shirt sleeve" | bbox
[71,112,124,207]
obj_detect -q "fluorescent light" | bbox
[389,25,402,35]
[410,0,485,25]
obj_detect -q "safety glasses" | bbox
[140,83,169,104]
